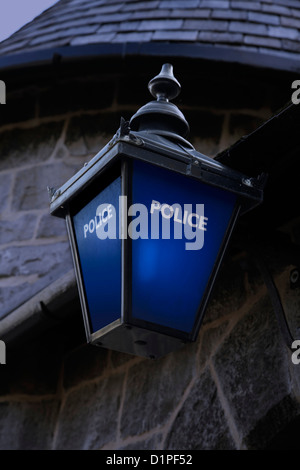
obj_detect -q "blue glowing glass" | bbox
[72,177,121,333]
[131,160,237,334]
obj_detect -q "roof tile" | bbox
[262,4,291,16]
[71,32,116,45]
[244,34,282,48]
[200,0,229,8]
[231,1,261,11]
[170,9,211,18]
[0,39,31,55]
[184,19,228,31]
[282,38,300,52]
[119,21,140,31]
[229,21,267,36]
[199,31,243,43]
[212,9,247,20]
[113,31,153,42]
[159,0,199,8]
[281,15,300,29]
[153,30,198,41]
[138,19,183,31]
[268,25,299,40]
[0,0,300,65]
[291,8,300,19]
[248,11,280,25]
[130,10,171,20]
[98,23,121,33]
[123,1,160,11]
[29,25,99,46]
[272,0,300,7]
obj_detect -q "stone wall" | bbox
[1,245,300,450]
[1,69,300,449]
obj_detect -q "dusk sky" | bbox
[0,0,59,42]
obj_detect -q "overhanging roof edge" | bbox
[0,270,78,345]
[1,42,300,74]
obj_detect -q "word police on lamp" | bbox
[49,64,264,359]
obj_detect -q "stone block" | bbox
[36,213,67,239]
[198,321,230,369]
[117,76,151,106]
[186,110,224,141]
[0,173,12,212]
[120,433,163,450]
[110,350,136,369]
[0,122,63,171]
[245,395,300,449]
[38,80,115,117]
[213,295,291,438]
[0,281,38,316]
[0,400,60,450]
[0,242,73,318]
[180,73,267,111]
[63,344,109,389]
[187,110,224,155]
[0,214,37,245]
[165,367,236,449]
[228,114,265,146]
[0,332,63,396]
[0,90,36,127]
[54,372,124,449]
[65,113,118,155]
[202,253,248,324]
[120,345,196,438]
[278,269,300,341]
[0,242,72,278]
[12,162,81,211]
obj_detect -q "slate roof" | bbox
[1,0,300,66]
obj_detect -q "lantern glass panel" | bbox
[72,175,122,333]
[130,160,237,334]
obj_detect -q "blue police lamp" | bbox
[49,64,264,359]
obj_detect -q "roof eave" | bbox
[1,42,300,74]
